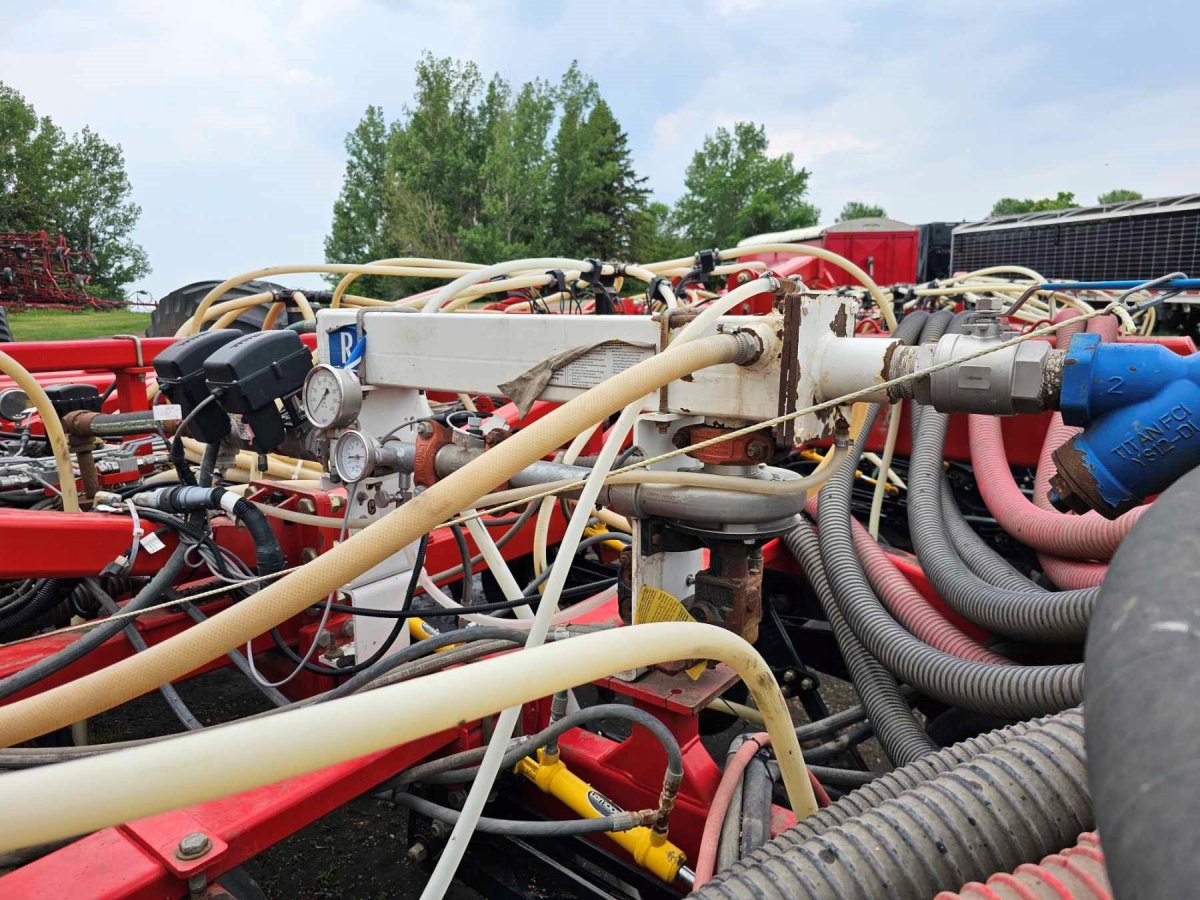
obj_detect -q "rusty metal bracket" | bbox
[775,294,802,447]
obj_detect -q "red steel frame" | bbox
[0,327,1191,897]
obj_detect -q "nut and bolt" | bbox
[416,421,434,438]
[745,440,768,461]
[175,832,212,861]
[315,629,333,649]
[296,498,317,514]
[340,619,355,637]
[799,677,815,690]
[407,841,428,864]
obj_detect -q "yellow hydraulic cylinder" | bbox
[515,748,686,884]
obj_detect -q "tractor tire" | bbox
[145,280,292,337]
[0,307,11,343]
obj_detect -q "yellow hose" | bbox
[0,622,814,851]
[0,350,79,512]
[0,334,745,748]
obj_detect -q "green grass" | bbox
[7,308,153,342]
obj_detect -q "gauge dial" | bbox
[333,429,377,482]
[303,364,362,429]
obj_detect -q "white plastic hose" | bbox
[0,334,745,748]
[424,401,642,898]
[717,243,897,331]
[0,350,79,512]
[422,258,607,313]
[461,512,532,619]
[534,424,600,577]
[0,623,814,854]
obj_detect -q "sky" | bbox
[2,0,1198,299]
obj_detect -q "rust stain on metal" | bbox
[830,304,849,336]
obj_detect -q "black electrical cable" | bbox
[317,577,617,620]
[0,549,188,701]
[87,580,203,731]
[168,394,217,486]
[394,703,684,787]
[269,534,429,678]
[521,532,630,596]
[319,625,530,702]
[448,523,474,606]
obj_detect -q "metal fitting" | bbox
[888,332,1055,415]
[175,832,212,861]
[730,328,765,366]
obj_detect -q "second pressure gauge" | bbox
[333,429,379,482]
[303,364,362,429]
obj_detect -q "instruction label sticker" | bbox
[547,343,654,391]
[634,586,707,680]
[153,404,182,421]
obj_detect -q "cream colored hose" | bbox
[0,622,814,851]
[0,350,79,512]
[0,333,747,748]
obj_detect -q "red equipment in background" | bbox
[0,230,112,310]
[740,217,920,288]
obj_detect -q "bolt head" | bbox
[175,831,212,860]
[407,842,428,864]
[416,421,434,438]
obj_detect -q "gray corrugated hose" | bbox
[697,709,1089,899]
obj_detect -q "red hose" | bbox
[968,414,1143,559]
[808,770,831,808]
[935,832,1110,899]
[692,734,770,890]
[807,498,1009,665]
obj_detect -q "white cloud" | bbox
[0,0,1196,295]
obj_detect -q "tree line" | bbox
[0,82,148,299]
[325,55,821,297]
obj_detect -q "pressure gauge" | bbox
[333,429,379,482]
[303,364,362,429]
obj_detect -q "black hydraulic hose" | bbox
[799,722,874,764]
[395,703,684,789]
[87,581,203,731]
[697,709,1089,899]
[317,577,616,619]
[134,485,285,577]
[803,765,879,789]
[0,579,71,637]
[739,755,773,858]
[908,408,1094,640]
[320,624,529,703]
[392,792,648,837]
[0,549,188,701]
[1086,466,1200,900]
[448,523,474,606]
[521,531,631,596]
[813,406,1083,716]
[788,519,934,764]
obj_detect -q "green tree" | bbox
[386,54,487,265]
[570,99,648,258]
[0,82,148,297]
[462,79,556,261]
[0,84,64,230]
[324,105,393,297]
[1097,188,1142,205]
[838,201,886,221]
[631,201,687,263]
[52,128,149,298]
[989,191,1077,217]
[545,63,601,256]
[672,122,818,248]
